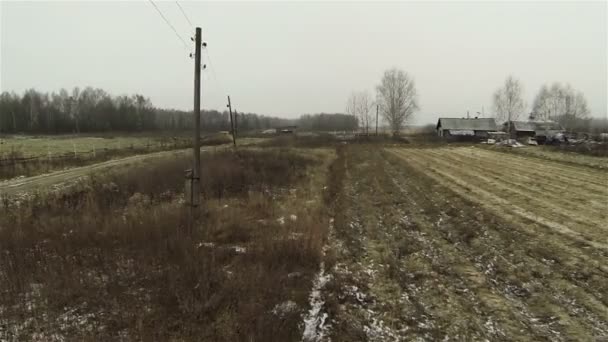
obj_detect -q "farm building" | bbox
[534,121,564,143]
[503,121,536,139]
[503,120,564,143]
[436,118,497,138]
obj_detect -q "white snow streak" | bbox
[302,261,332,342]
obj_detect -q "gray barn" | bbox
[436,118,497,138]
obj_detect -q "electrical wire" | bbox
[204,49,227,96]
[148,0,190,51]
[175,1,194,30]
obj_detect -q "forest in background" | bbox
[0,88,358,134]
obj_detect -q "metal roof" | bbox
[509,121,536,131]
[534,121,563,131]
[505,120,564,132]
[437,118,497,131]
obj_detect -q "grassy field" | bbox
[0,134,241,180]
[0,143,340,340]
[485,144,608,169]
[0,135,179,157]
[1,136,606,340]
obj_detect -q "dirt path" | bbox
[319,145,607,341]
[0,149,190,196]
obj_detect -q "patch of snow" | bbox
[302,216,337,342]
[302,262,332,342]
[277,216,286,225]
[363,314,400,341]
[290,214,298,222]
[197,242,215,248]
[272,300,298,318]
[232,246,247,254]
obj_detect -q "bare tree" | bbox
[376,68,419,134]
[345,92,358,119]
[532,82,590,130]
[357,91,373,134]
[345,91,373,133]
[531,84,551,120]
[493,76,526,132]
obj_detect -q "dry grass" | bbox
[0,147,337,340]
[322,144,608,340]
[259,134,339,148]
[0,134,237,181]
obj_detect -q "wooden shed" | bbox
[436,118,497,138]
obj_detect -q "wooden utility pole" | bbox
[234,109,238,139]
[227,95,236,147]
[191,26,202,208]
[375,104,379,136]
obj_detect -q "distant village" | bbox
[435,115,607,146]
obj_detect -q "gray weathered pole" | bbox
[192,27,202,207]
[234,109,238,139]
[227,95,236,147]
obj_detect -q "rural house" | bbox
[503,120,564,143]
[436,118,497,138]
[503,121,536,139]
[534,121,564,144]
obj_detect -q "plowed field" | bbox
[318,145,608,341]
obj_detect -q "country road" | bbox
[0,149,189,196]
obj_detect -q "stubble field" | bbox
[317,144,607,341]
[1,138,606,341]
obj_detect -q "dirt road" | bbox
[316,145,607,341]
[0,149,189,196]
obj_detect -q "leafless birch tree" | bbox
[345,91,373,134]
[376,68,418,135]
[493,76,526,129]
[532,82,590,130]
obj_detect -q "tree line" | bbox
[0,88,357,134]
[343,68,600,135]
[493,76,594,131]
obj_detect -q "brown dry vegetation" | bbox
[319,144,607,341]
[0,147,338,340]
[1,137,606,341]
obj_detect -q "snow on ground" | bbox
[301,261,331,342]
[302,217,334,342]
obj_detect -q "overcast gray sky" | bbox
[1,1,606,124]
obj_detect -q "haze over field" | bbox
[1,1,606,123]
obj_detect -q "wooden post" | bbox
[227,95,236,147]
[191,26,202,208]
[234,109,238,139]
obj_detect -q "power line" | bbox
[148,0,189,51]
[204,49,226,96]
[175,1,194,30]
